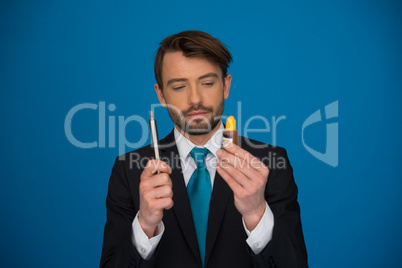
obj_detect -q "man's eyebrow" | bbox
[198,73,219,80]
[166,73,219,87]
[166,78,188,87]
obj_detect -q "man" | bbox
[100,30,308,268]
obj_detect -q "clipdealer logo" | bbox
[63,101,287,156]
[64,100,339,167]
[302,101,339,167]
[64,102,149,151]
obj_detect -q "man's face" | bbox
[154,51,231,135]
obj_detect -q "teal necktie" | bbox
[187,147,211,268]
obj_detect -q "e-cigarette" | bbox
[223,116,238,145]
[149,110,160,160]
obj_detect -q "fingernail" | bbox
[217,149,222,156]
[223,142,231,148]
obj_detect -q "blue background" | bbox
[1,0,401,267]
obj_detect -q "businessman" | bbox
[100,30,308,267]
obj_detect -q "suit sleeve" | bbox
[251,147,308,268]
[100,157,156,268]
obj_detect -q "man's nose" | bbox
[188,86,202,105]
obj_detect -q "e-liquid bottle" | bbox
[222,116,238,145]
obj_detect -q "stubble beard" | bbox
[167,100,224,136]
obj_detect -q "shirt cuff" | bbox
[132,211,164,260]
[242,202,274,255]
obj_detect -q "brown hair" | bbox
[154,30,232,90]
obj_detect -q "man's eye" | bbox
[203,82,214,87]
[173,86,185,90]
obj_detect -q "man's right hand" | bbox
[138,159,173,238]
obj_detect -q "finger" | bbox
[140,173,172,193]
[150,184,173,199]
[143,160,172,176]
[148,173,172,187]
[219,143,268,176]
[149,197,174,211]
[216,165,246,196]
[217,149,265,183]
[222,142,263,166]
[218,159,256,190]
[159,197,174,210]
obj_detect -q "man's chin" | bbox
[184,120,222,135]
[184,124,212,135]
[186,128,211,135]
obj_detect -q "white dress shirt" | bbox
[132,122,274,259]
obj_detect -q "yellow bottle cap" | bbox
[226,116,236,131]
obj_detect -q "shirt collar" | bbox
[174,122,223,159]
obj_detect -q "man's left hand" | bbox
[216,142,269,231]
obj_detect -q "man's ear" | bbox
[223,74,232,100]
[154,83,167,107]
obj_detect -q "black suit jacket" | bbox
[100,130,308,268]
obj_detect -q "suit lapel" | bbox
[159,131,201,264]
[205,170,232,265]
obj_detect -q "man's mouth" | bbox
[186,111,209,119]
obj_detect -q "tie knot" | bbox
[190,147,210,169]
